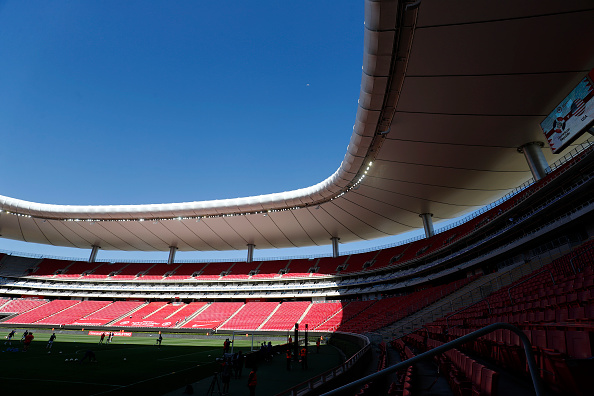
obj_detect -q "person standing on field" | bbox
[286,349,292,371]
[47,333,56,349]
[300,347,308,369]
[247,366,257,396]
[23,332,34,352]
[5,329,16,345]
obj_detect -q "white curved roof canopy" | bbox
[1,0,594,252]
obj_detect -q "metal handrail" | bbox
[275,332,371,396]
[446,299,491,329]
[507,268,555,304]
[321,323,544,396]
[568,244,594,274]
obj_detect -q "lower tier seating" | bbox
[391,240,594,396]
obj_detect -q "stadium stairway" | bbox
[383,256,557,339]
[174,302,210,328]
[105,302,148,326]
[256,303,282,330]
[161,304,188,322]
[216,303,245,329]
[296,302,314,324]
[315,304,345,331]
[142,302,170,319]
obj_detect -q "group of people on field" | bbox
[5,329,57,352]
[98,332,114,344]
[219,350,245,394]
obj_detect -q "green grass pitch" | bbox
[0,332,261,395]
[1,331,344,396]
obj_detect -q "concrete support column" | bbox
[89,245,100,263]
[247,244,255,263]
[419,213,434,238]
[331,237,340,258]
[168,246,177,265]
[518,142,549,181]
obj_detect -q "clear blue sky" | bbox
[0,1,452,262]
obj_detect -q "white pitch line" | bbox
[156,347,220,361]
[0,376,124,388]
[89,364,201,396]
[75,345,154,355]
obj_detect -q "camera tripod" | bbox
[206,371,222,396]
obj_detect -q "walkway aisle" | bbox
[165,345,344,396]
[407,345,452,396]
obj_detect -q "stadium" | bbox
[1,1,594,395]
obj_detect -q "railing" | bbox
[321,323,544,396]
[276,332,371,396]
[569,244,594,274]
[507,268,556,304]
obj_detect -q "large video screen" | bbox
[540,69,594,154]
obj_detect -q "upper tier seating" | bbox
[341,251,383,274]
[140,263,180,280]
[285,258,319,277]
[251,260,289,279]
[165,263,208,280]
[221,262,255,279]
[316,256,348,275]
[110,263,154,280]
[55,261,101,278]
[84,262,129,279]
[32,259,72,277]
[197,262,234,279]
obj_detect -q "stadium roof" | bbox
[1,1,593,253]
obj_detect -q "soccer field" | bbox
[0,332,267,395]
[0,331,344,396]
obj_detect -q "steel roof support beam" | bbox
[331,237,340,258]
[88,245,100,263]
[247,244,255,263]
[419,213,434,238]
[167,246,177,265]
[518,142,549,181]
